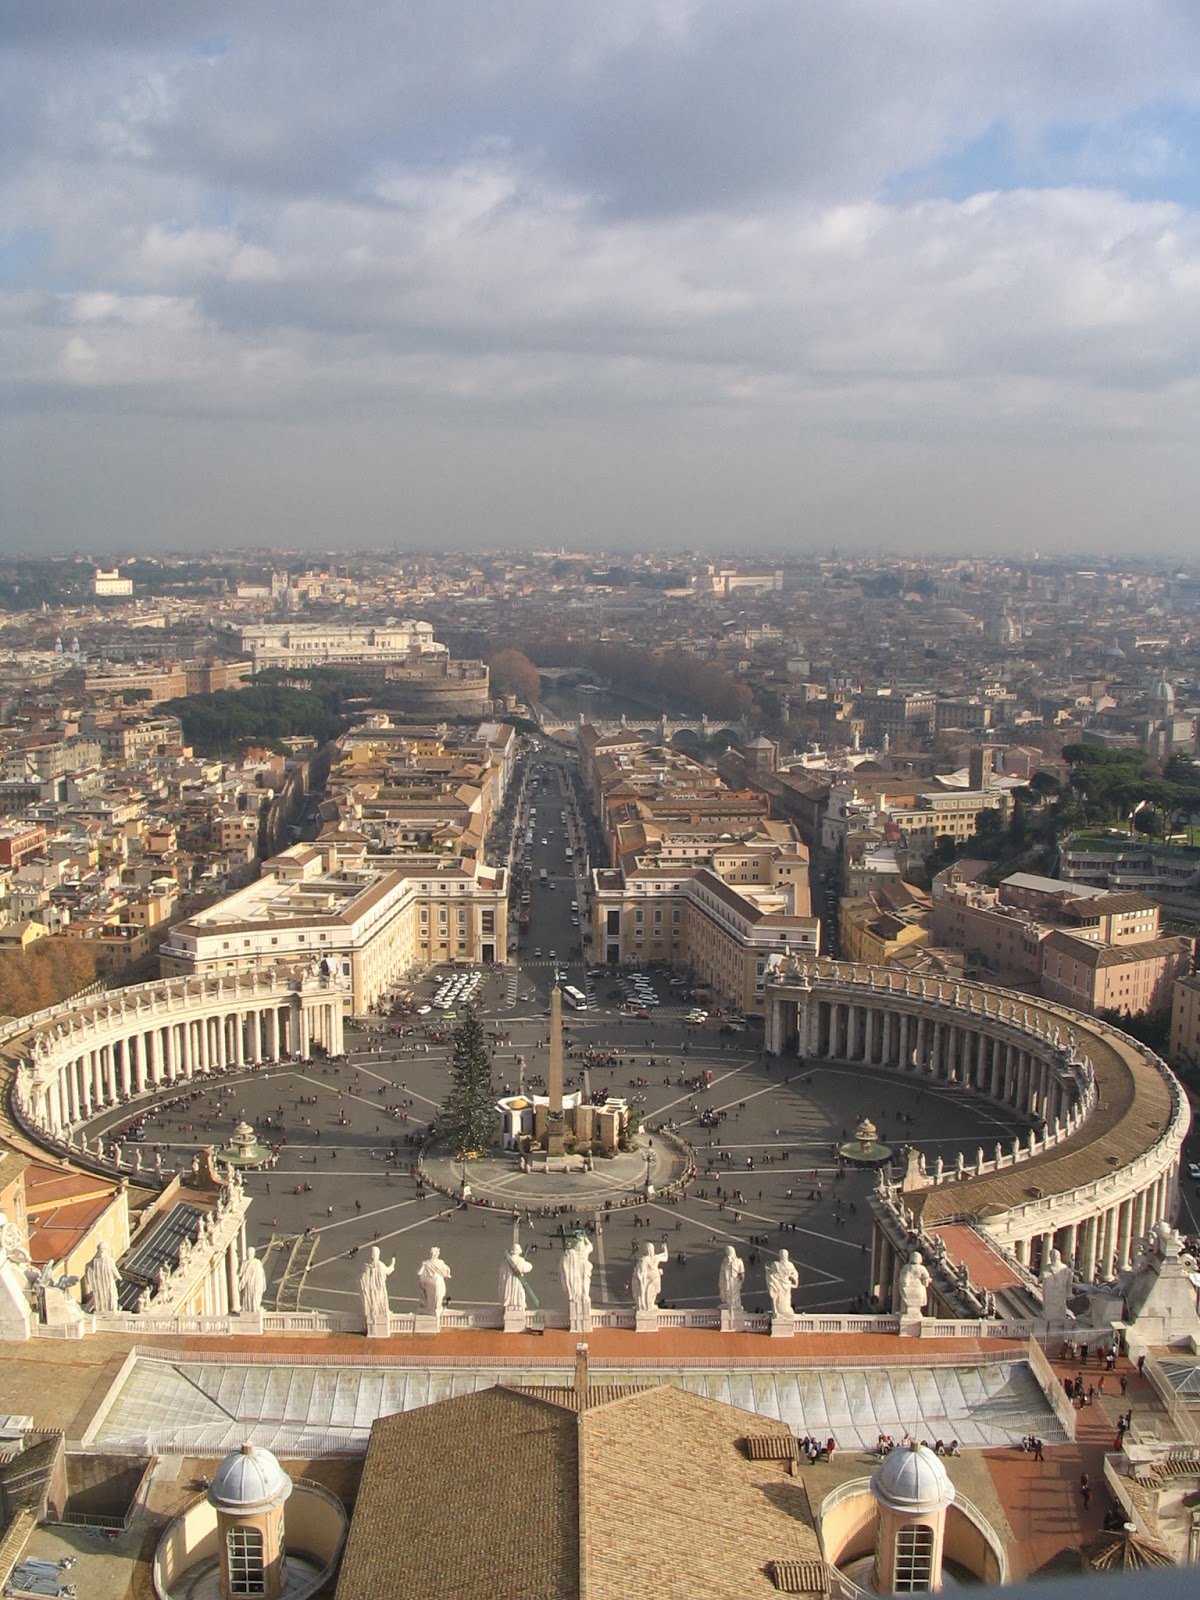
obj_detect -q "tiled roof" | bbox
[335,1381,825,1600]
[334,1387,579,1600]
[580,1386,822,1600]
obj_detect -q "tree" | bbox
[436,1008,495,1157]
[488,648,541,705]
[0,938,97,1018]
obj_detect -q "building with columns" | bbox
[761,957,1187,1308]
[11,969,346,1143]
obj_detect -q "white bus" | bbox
[562,984,588,1010]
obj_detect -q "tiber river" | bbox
[538,678,672,724]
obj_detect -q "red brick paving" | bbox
[983,1353,1165,1579]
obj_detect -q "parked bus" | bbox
[540,868,548,883]
[562,984,588,1010]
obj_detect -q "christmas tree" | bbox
[437,1007,495,1157]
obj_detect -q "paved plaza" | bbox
[85,965,1033,1322]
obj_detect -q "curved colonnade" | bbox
[0,960,1187,1332]
[5,969,346,1152]
[763,962,1188,1301]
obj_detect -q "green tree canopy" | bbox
[435,1008,495,1158]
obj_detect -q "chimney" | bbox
[574,1342,589,1408]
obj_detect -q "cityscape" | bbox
[0,548,1196,1599]
[6,5,1200,1599]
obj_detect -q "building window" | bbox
[226,1527,265,1597]
[893,1524,935,1592]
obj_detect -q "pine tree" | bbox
[437,1008,495,1157]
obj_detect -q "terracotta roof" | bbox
[335,1381,824,1600]
[580,1385,822,1600]
[334,1387,579,1600]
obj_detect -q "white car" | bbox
[416,1004,431,1015]
[1189,1163,1200,1182]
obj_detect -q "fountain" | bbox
[837,1115,894,1168]
[217,1120,274,1170]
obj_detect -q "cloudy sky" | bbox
[4,1,1200,558]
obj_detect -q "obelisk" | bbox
[546,975,567,1159]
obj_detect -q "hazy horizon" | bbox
[4,4,1200,557]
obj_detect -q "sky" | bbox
[4,2,1200,559]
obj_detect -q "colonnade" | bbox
[15,973,345,1142]
[799,995,1076,1131]
[763,965,1187,1296]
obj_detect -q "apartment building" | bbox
[1169,974,1200,1071]
[932,874,1193,1014]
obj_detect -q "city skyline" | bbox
[4,3,1200,555]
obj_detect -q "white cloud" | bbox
[4,1,1200,550]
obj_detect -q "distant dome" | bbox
[208,1443,292,1512]
[1150,678,1175,708]
[870,1443,955,1514]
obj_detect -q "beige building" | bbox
[888,788,1010,848]
[592,852,819,1014]
[159,840,508,1009]
[839,887,932,967]
[1168,974,1200,1071]
[933,876,1192,1014]
[1039,930,1192,1017]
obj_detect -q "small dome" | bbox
[870,1443,955,1513]
[208,1443,292,1512]
[1150,678,1174,707]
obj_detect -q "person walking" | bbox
[1080,1471,1091,1510]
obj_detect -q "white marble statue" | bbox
[500,1242,534,1312]
[718,1245,745,1312]
[417,1246,452,1315]
[361,1245,397,1322]
[767,1250,799,1318]
[632,1241,668,1312]
[1040,1247,1073,1322]
[238,1247,267,1314]
[84,1240,122,1313]
[898,1250,931,1317]
[561,1232,594,1323]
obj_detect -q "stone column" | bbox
[228,1241,241,1314]
[267,1007,280,1061]
[1131,1187,1147,1249]
[1079,1215,1098,1282]
[1116,1198,1135,1271]
[1062,1220,1078,1272]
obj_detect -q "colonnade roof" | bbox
[785,968,1179,1226]
[925,1004,1173,1225]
